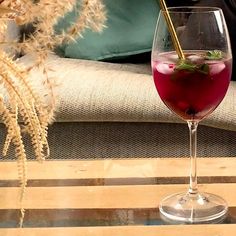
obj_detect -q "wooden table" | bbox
[0,158,236,235]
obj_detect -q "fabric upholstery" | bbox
[55,0,159,61]
[20,53,236,131]
[1,122,236,160]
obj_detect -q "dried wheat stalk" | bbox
[0,0,106,227]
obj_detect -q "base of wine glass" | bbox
[159,191,228,224]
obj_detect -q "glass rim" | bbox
[162,6,222,14]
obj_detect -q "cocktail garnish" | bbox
[173,50,223,76]
[174,60,209,75]
[205,50,223,60]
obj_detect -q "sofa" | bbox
[1,52,235,161]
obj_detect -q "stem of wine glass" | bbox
[187,121,199,195]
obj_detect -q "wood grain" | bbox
[1,225,236,236]
[0,183,236,209]
[0,158,235,234]
[0,158,236,180]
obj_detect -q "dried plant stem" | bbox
[0,0,107,227]
[0,96,27,227]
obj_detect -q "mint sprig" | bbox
[205,50,223,60]
[171,50,223,79]
[175,60,209,75]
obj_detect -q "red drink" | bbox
[152,51,232,121]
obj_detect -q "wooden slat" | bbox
[0,158,236,180]
[1,225,236,236]
[0,159,235,234]
[1,183,236,209]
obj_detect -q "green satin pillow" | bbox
[55,0,160,61]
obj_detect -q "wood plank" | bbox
[2,183,236,209]
[1,225,236,236]
[0,158,236,180]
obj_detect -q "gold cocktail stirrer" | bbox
[159,0,185,60]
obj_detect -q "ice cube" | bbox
[168,54,179,63]
[187,55,204,64]
[210,62,226,75]
[155,63,174,75]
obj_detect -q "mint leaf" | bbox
[197,63,209,75]
[205,50,223,60]
[172,59,209,80]
[175,60,196,72]
[175,60,209,75]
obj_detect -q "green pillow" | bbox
[55,0,160,61]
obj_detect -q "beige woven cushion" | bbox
[18,53,236,131]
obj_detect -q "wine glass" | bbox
[152,7,232,223]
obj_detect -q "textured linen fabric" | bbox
[19,53,236,131]
[1,122,236,160]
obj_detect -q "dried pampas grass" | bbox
[0,0,107,227]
